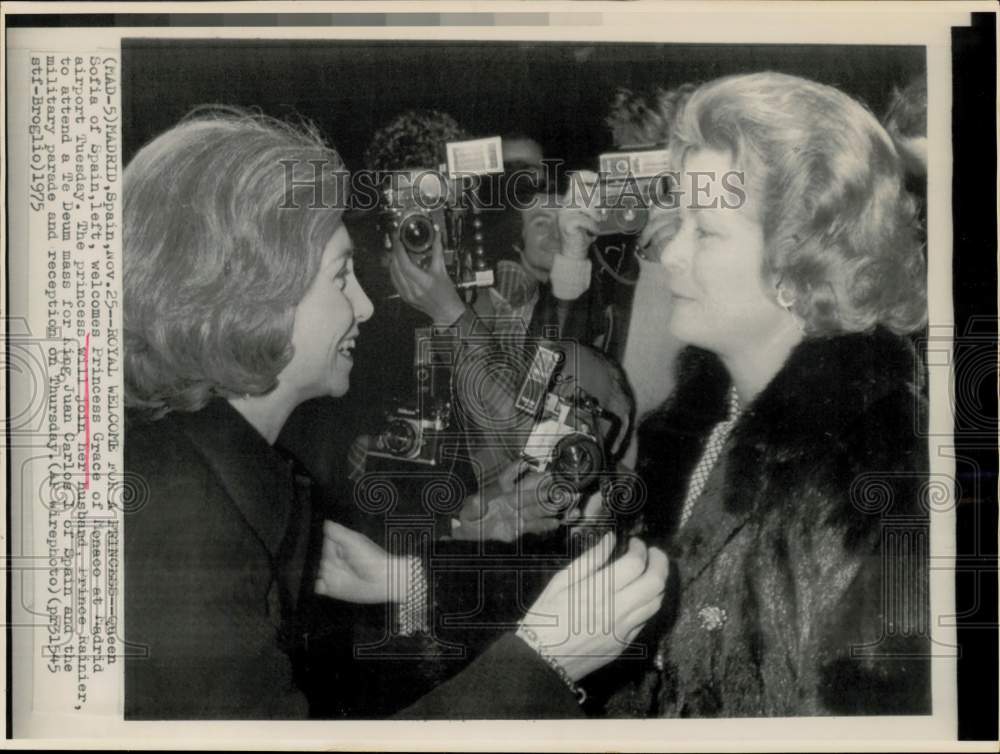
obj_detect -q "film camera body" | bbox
[515,343,621,492]
[380,136,504,290]
[369,327,455,466]
[594,146,672,236]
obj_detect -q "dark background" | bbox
[122,39,925,168]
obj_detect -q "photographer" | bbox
[469,187,613,349]
[360,110,615,490]
[375,122,604,346]
[334,113,648,711]
[603,85,695,463]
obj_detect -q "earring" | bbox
[775,277,807,334]
[776,286,796,312]
[775,276,796,312]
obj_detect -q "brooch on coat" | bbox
[697,605,728,632]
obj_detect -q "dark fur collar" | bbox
[637,328,924,545]
[734,328,922,457]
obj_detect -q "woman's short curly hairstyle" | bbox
[669,72,926,336]
[363,109,470,173]
[605,83,698,148]
[883,77,927,141]
[124,107,348,417]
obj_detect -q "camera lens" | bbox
[382,419,418,457]
[551,434,603,490]
[399,214,435,255]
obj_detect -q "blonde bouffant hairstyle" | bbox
[669,72,926,336]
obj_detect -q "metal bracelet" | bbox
[515,625,587,705]
[399,555,429,636]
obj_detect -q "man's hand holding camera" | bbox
[389,234,467,327]
[452,459,583,542]
[549,170,602,300]
[557,170,603,259]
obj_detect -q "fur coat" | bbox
[604,327,932,717]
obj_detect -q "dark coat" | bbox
[125,399,581,719]
[125,399,319,719]
[606,328,932,718]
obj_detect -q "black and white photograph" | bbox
[120,36,936,722]
[3,3,997,750]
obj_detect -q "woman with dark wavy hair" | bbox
[603,72,931,717]
[123,109,668,719]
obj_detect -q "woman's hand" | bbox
[315,521,410,604]
[519,532,669,683]
[389,236,467,326]
[452,460,581,542]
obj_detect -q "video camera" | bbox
[514,343,622,492]
[379,136,504,290]
[593,146,672,236]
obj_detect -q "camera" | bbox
[593,146,672,236]
[514,343,620,491]
[369,328,455,466]
[380,136,504,290]
[370,403,450,467]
